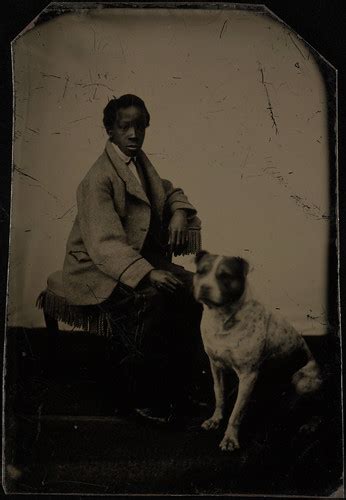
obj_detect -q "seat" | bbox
[37,224,201,336]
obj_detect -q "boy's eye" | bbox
[117,122,146,131]
[120,123,131,131]
[135,123,146,131]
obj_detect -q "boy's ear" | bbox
[236,257,250,276]
[195,250,209,264]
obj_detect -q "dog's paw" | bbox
[219,434,240,452]
[201,417,222,431]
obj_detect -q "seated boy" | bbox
[63,94,204,421]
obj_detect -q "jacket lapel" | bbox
[138,150,166,218]
[105,140,150,207]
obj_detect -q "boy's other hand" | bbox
[168,209,188,254]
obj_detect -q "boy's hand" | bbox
[168,209,188,253]
[149,270,183,293]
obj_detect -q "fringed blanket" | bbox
[36,289,112,337]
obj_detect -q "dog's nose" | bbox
[200,284,211,295]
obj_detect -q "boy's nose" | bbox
[127,126,137,138]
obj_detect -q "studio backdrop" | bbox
[9,5,334,336]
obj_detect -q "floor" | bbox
[3,327,344,496]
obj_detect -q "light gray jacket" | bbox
[62,140,200,305]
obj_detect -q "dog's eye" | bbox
[196,268,206,275]
[219,272,231,279]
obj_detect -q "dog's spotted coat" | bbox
[193,251,322,451]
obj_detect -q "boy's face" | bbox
[109,105,147,158]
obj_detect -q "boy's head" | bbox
[103,94,150,157]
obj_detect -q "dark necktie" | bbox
[130,158,164,254]
[131,157,148,195]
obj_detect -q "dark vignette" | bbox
[0,0,345,497]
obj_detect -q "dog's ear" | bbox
[195,250,209,264]
[236,257,249,276]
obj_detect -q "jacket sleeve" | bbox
[161,179,202,256]
[162,179,197,217]
[76,174,154,288]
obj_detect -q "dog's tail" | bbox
[291,359,323,396]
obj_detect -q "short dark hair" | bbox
[103,94,150,132]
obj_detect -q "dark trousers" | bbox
[101,259,204,409]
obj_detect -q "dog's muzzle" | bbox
[194,282,227,307]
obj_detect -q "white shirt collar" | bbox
[111,142,144,186]
[111,142,134,164]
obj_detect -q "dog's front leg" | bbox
[202,360,225,431]
[220,370,258,451]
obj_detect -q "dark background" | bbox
[1,1,345,497]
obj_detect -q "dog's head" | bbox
[193,250,249,308]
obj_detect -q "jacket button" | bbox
[140,228,147,232]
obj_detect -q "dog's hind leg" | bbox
[201,360,225,431]
[291,355,324,435]
[292,358,323,396]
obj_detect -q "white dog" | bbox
[193,251,322,452]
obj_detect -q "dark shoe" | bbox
[173,396,209,418]
[134,405,176,425]
[133,396,209,427]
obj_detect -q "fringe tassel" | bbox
[168,228,201,257]
[181,228,201,256]
[36,289,112,338]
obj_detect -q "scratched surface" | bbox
[9,7,331,335]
